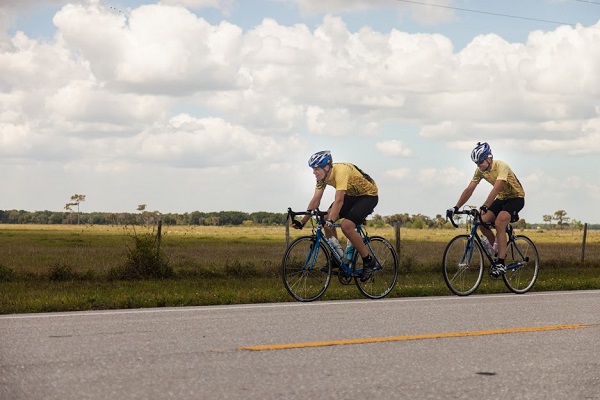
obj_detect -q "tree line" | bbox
[0,209,287,226]
[0,208,597,230]
[0,194,589,229]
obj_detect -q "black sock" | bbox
[497,258,504,265]
[362,255,372,263]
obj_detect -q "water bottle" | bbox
[480,236,494,257]
[492,238,498,254]
[328,237,343,257]
[344,241,355,261]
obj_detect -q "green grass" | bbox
[0,278,288,313]
[1,224,599,314]
[2,265,600,314]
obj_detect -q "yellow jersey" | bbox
[317,163,378,196]
[472,159,525,199]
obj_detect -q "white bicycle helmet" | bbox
[308,150,332,168]
[471,142,492,164]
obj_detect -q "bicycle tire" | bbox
[502,235,539,294]
[355,236,398,299]
[442,234,484,296]
[281,236,331,302]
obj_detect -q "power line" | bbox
[396,0,590,28]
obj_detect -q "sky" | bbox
[1,0,600,223]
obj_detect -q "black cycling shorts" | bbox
[489,197,524,222]
[329,195,378,225]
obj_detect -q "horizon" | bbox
[1,206,591,226]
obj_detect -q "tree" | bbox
[434,214,449,228]
[49,212,64,224]
[571,219,583,230]
[64,203,76,224]
[553,210,570,229]
[69,194,86,225]
[369,214,385,228]
[514,218,527,230]
[384,213,411,227]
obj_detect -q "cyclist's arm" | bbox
[327,189,346,222]
[455,181,478,209]
[300,187,325,225]
[483,179,505,208]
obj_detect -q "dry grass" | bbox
[1,224,599,313]
[1,224,599,276]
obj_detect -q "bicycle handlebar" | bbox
[446,208,479,228]
[287,207,327,224]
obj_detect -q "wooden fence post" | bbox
[394,223,401,257]
[157,219,162,246]
[581,223,588,262]
[285,220,290,247]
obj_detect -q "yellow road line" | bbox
[239,324,591,351]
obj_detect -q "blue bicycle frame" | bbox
[292,208,379,277]
[450,209,528,272]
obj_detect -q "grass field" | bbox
[1,224,599,314]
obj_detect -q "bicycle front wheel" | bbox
[503,235,539,294]
[355,236,398,299]
[281,236,331,302]
[442,235,484,296]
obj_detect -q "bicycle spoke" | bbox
[282,236,331,301]
[442,235,484,296]
[355,236,398,299]
[503,236,539,294]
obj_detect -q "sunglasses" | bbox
[477,158,488,165]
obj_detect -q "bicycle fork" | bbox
[302,240,320,273]
[458,236,478,268]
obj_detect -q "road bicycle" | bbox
[282,208,398,302]
[442,207,539,296]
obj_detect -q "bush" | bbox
[110,231,173,280]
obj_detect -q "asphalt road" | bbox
[1,290,599,400]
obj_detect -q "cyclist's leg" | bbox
[478,223,496,247]
[339,195,378,258]
[494,211,510,259]
[323,225,338,239]
[479,199,502,245]
[494,198,524,261]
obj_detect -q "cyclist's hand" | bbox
[480,205,488,214]
[325,219,335,229]
[291,219,304,230]
[446,206,458,219]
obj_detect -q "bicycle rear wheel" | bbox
[281,236,331,302]
[442,235,484,296]
[503,235,539,294]
[355,236,398,299]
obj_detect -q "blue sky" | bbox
[2,0,600,224]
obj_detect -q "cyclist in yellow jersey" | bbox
[448,142,525,278]
[291,150,379,282]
